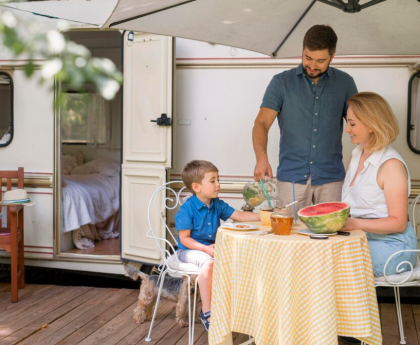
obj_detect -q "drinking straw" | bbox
[259,177,273,208]
[285,200,298,208]
[292,181,297,223]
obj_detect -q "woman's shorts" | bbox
[177,249,213,269]
[366,222,418,277]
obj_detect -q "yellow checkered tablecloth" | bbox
[209,226,382,345]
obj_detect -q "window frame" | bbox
[0,71,14,148]
[407,71,420,154]
[60,89,111,146]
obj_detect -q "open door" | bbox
[121,32,174,264]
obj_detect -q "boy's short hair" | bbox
[182,160,218,194]
[303,25,337,55]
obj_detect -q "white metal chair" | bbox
[145,181,200,345]
[374,193,420,345]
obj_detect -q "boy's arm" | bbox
[230,210,260,222]
[179,230,215,257]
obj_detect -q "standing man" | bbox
[253,25,358,209]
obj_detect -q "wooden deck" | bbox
[0,283,419,345]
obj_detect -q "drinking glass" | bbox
[270,205,294,235]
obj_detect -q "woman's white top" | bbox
[342,145,410,219]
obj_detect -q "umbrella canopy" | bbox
[3,0,420,58]
[2,0,117,26]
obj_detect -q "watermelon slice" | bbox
[298,202,350,234]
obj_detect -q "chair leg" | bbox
[18,210,24,290]
[11,247,18,303]
[145,270,167,342]
[18,238,24,290]
[11,214,18,303]
[187,276,192,345]
[191,276,199,345]
[393,286,406,345]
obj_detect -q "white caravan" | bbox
[0,8,419,275]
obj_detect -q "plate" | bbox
[221,223,259,231]
[297,229,337,236]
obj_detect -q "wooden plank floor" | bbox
[66,239,120,256]
[0,283,418,345]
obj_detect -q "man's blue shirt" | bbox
[175,195,235,250]
[261,64,358,185]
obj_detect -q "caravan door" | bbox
[121,32,174,265]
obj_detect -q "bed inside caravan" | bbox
[59,30,122,256]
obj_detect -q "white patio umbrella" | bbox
[3,0,420,58]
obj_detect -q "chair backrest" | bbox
[146,181,188,274]
[0,167,24,228]
[408,193,420,263]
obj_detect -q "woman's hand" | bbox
[341,218,359,231]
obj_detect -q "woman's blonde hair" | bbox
[347,92,399,151]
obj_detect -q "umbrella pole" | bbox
[109,0,196,27]
[272,0,317,57]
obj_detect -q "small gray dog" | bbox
[130,268,200,327]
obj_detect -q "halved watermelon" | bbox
[298,202,350,234]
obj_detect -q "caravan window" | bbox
[408,72,420,154]
[0,72,13,147]
[61,91,110,145]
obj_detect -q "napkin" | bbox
[235,230,272,236]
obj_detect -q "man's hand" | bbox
[205,244,215,257]
[254,159,273,181]
[252,107,278,181]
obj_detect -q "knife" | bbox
[337,231,350,236]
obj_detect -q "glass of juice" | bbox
[271,205,294,235]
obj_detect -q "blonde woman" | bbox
[341,92,418,277]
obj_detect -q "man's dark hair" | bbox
[303,25,337,55]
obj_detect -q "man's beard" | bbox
[303,65,329,79]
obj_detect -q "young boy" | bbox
[175,160,260,331]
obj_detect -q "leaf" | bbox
[24,62,35,77]
[0,11,122,101]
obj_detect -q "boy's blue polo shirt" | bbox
[175,195,235,250]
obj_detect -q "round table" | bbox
[209,224,382,345]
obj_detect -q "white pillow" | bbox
[63,151,84,166]
[71,159,120,177]
[61,155,78,175]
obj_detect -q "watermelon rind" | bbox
[298,202,350,234]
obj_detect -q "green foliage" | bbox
[243,186,258,200]
[0,3,122,103]
[23,61,35,77]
